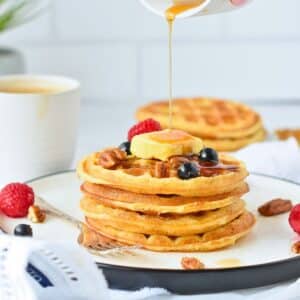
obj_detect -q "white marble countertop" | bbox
[74,101,300,165]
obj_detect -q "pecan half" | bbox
[168,156,190,169]
[97,148,127,169]
[292,241,300,254]
[258,198,292,217]
[153,161,169,178]
[28,205,46,223]
[181,257,205,270]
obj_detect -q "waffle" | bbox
[136,98,263,139]
[81,181,249,214]
[203,128,266,152]
[82,211,255,252]
[81,197,246,236]
[276,128,300,144]
[77,128,255,253]
[77,152,248,197]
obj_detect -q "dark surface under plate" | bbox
[97,256,300,294]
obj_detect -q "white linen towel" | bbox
[235,138,300,183]
[0,235,108,300]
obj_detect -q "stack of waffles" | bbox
[77,129,255,252]
[136,97,266,152]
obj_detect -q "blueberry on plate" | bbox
[178,162,200,180]
[199,147,219,164]
[14,224,33,237]
[118,141,131,155]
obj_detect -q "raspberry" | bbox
[128,119,162,141]
[289,204,300,234]
[0,183,34,218]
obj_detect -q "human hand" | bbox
[230,0,248,6]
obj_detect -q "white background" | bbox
[0,0,300,161]
[1,0,300,104]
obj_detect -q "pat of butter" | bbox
[131,129,203,161]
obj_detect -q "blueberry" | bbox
[178,162,200,180]
[118,141,131,155]
[14,224,33,237]
[199,148,219,164]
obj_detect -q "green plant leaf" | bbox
[0,1,27,31]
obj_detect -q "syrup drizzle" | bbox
[165,1,206,129]
[179,154,239,176]
[167,19,173,129]
[199,162,239,171]
[216,258,242,268]
[198,162,239,176]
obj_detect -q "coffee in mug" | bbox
[0,75,81,186]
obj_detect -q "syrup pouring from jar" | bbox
[139,0,252,129]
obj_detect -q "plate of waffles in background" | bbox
[1,120,300,294]
[136,97,266,152]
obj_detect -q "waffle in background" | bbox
[276,129,300,144]
[136,97,266,152]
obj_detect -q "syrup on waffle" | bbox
[77,152,248,197]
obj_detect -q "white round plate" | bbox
[0,171,299,293]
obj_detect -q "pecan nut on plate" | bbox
[181,257,205,270]
[292,241,300,254]
[28,205,46,223]
[258,198,292,217]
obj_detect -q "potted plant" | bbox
[0,0,48,75]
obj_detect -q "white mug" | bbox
[0,75,80,186]
[140,0,252,18]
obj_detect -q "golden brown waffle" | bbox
[77,152,248,197]
[83,211,255,252]
[203,128,266,152]
[79,223,129,250]
[136,98,264,140]
[81,182,249,214]
[81,197,246,236]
